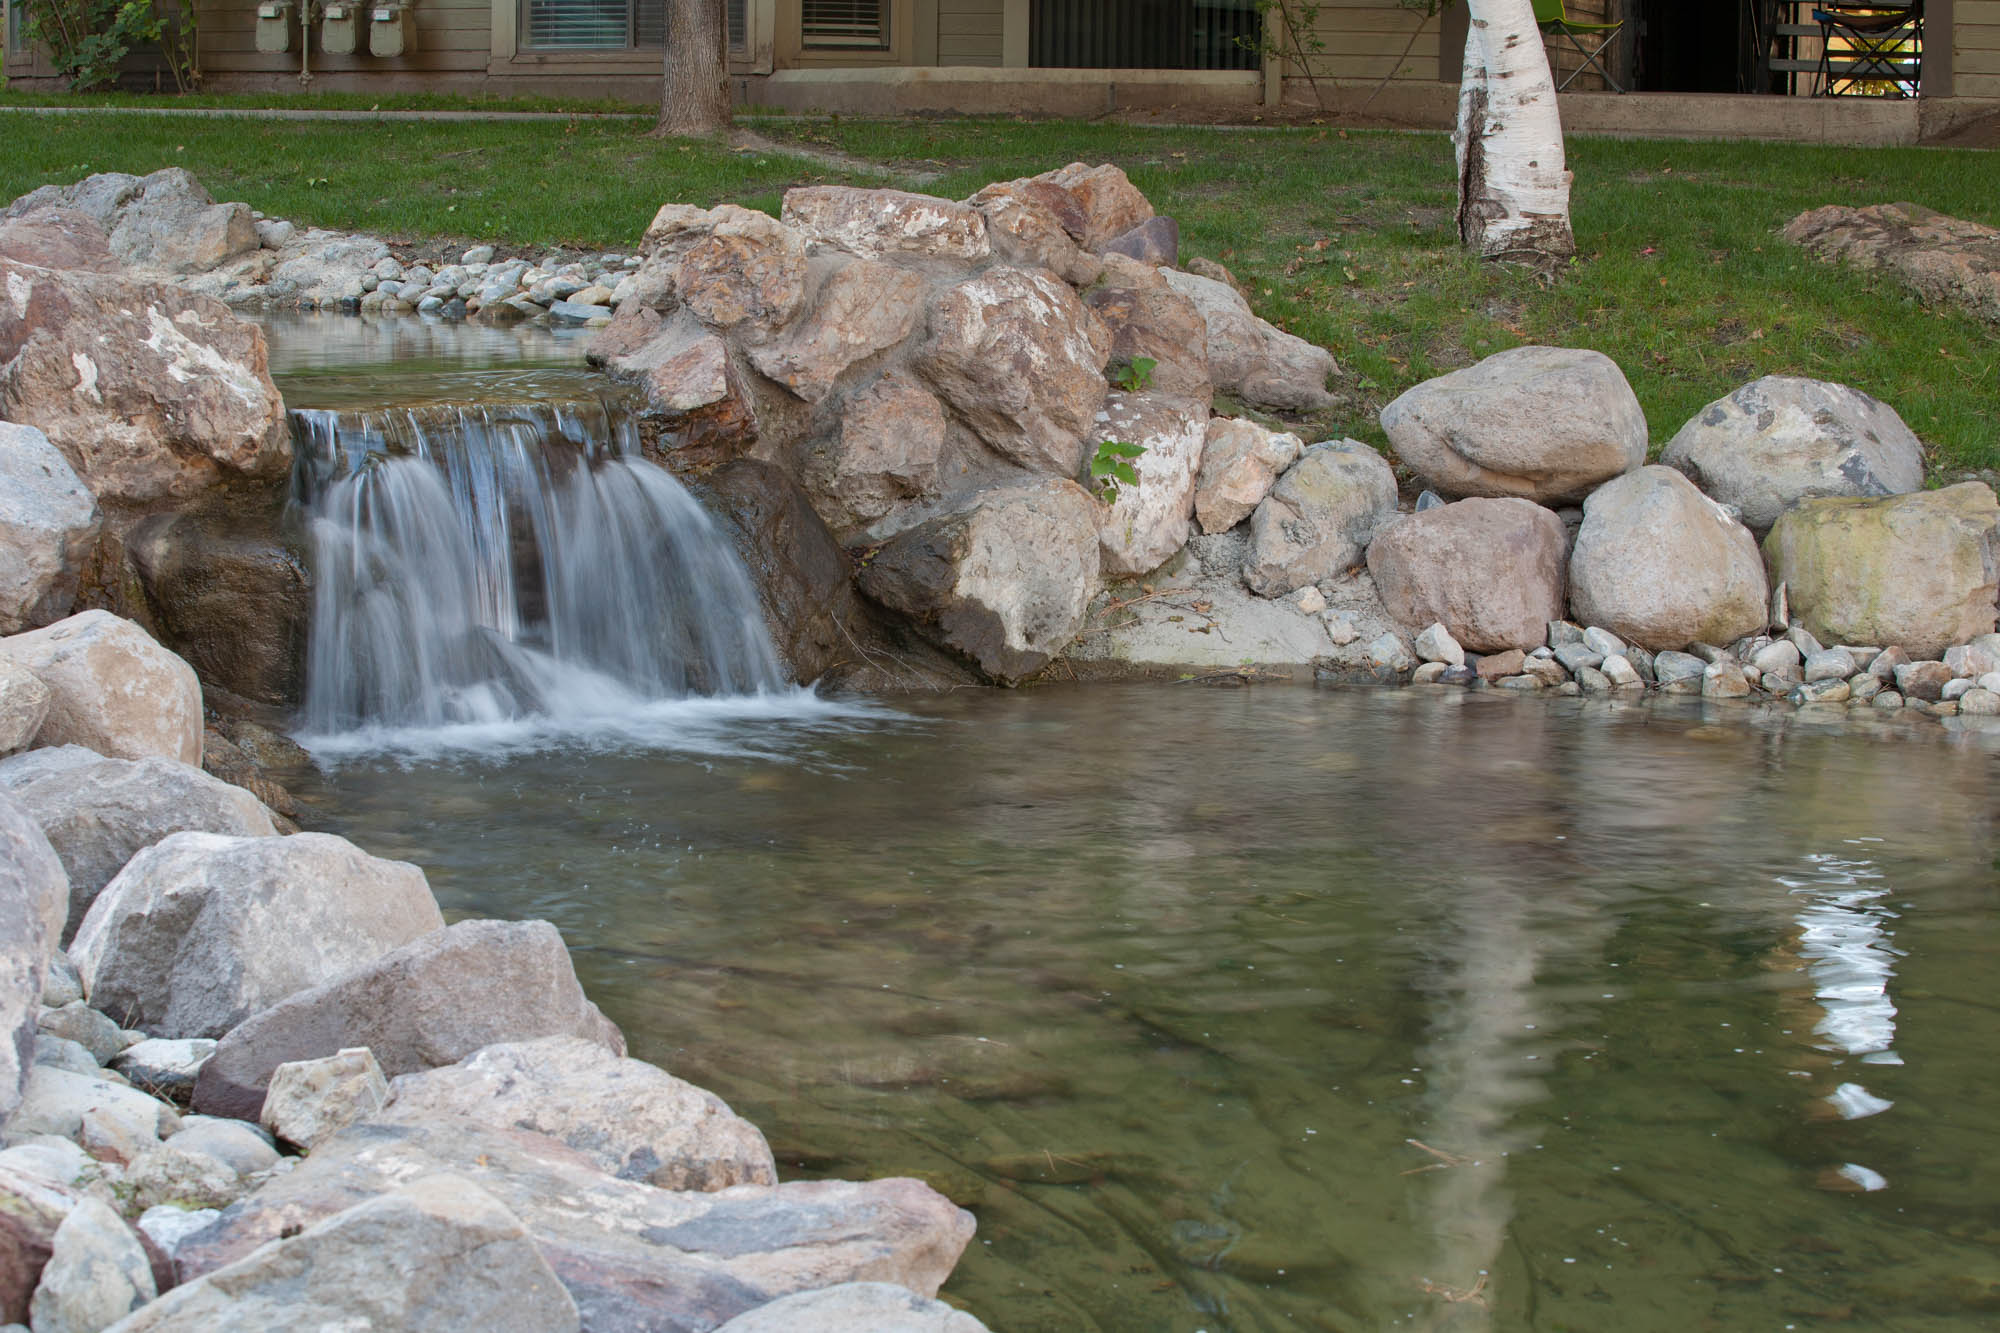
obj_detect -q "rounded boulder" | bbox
[1367,497,1568,653]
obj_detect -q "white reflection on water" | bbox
[1780,853,1902,1135]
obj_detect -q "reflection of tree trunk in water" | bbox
[1412,893,1544,1332]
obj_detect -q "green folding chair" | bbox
[1533,0,1627,93]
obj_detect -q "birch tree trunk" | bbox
[1455,0,1575,269]
[656,0,731,138]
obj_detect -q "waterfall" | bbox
[293,398,786,739]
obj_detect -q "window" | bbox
[728,0,746,51]
[802,0,887,50]
[523,0,746,53]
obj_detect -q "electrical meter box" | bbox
[321,2,361,54]
[369,4,414,57]
[254,0,295,53]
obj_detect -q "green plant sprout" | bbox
[1090,439,1147,503]
[1109,356,1157,393]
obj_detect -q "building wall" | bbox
[1961,0,2000,98]
[938,0,1003,66]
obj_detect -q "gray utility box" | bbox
[321,2,362,54]
[369,4,415,57]
[254,0,295,53]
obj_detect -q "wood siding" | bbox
[938,0,1001,64]
[1961,0,2000,97]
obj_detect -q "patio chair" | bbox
[1812,2,1923,97]
[1532,0,1626,94]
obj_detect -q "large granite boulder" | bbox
[111,1177,580,1333]
[1080,256,1212,404]
[26,1196,155,1333]
[2,169,258,276]
[1367,497,1568,653]
[0,208,119,273]
[1091,391,1209,578]
[590,314,760,471]
[1,792,67,1128]
[1242,441,1399,598]
[780,187,990,264]
[1763,482,2000,659]
[1033,163,1154,251]
[0,424,99,636]
[377,1036,776,1192]
[1379,346,1648,504]
[1160,269,1337,413]
[1568,466,1769,651]
[792,371,947,541]
[0,612,203,765]
[71,831,444,1041]
[915,267,1110,476]
[1660,376,1926,532]
[747,258,928,403]
[964,180,1101,287]
[1194,418,1303,536]
[3,753,275,943]
[191,918,623,1122]
[174,1116,977,1333]
[857,479,1101,685]
[715,1283,991,1333]
[0,260,289,505]
[1783,201,2000,330]
[667,206,808,342]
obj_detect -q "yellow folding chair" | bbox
[1812,2,1923,98]
[1533,0,1627,93]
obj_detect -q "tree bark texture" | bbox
[657,0,731,138]
[1455,0,1575,269]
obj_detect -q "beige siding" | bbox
[1290,0,1442,83]
[1961,0,2000,97]
[196,0,491,77]
[938,0,1002,65]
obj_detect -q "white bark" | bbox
[1455,0,1575,267]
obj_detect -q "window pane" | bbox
[803,0,887,50]
[528,0,630,48]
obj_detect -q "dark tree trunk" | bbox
[656,0,730,138]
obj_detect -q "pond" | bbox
[294,685,2000,1333]
[260,314,2000,1332]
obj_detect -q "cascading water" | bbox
[292,396,788,743]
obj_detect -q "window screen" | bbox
[526,0,668,49]
[728,0,746,51]
[802,0,887,50]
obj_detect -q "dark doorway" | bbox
[1636,0,1751,91]
[1029,0,1261,70]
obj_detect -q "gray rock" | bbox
[1159,269,1336,412]
[1414,624,1466,667]
[378,1036,774,1191]
[254,218,293,250]
[133,1205,221,1261]
[1520,654,1568,687]
[1752,640,1802,675]
[174,1116,973,1333]
[1091,392,1209,577]
[1894,660,1955,702]
[34,1005,125,1066]
[1410,661,1450,684]
[27,1196,154,1333]
[1944,642,2000,678]
[1,793,66,1127]
[1364,631,1416,674]
[1575,665,1615,693]
[1867,646,1910,680]
[0,661,50,757]
[1792,679,1853,705]
[110,1040,215,1102]
[1101,215,1179,266]
[71,831,444,1041]
[547,299,611,326]
[1785,625,1825,658]
[1660,376,1926,532]
[6,754,275,942]
[0,425,99,639]
[6,169,256,275]
[112,1176,580,1333]
[261,1048,388,1151]
[32,1038,99,1078]
[461,244,496,265]
[1653,651,1709,687]
[1849,673,1883,702]
[1548,620,1587,650]
[1568,467,1769,651]
[857,479,1101,686]
[1942,677,1974,701]
[1554,642,1603,673]
[0,614,202,766]
[39,953,79,1010]
[1872,689,1905,709]
[121,1142,243,1212]
[1804,648,1858,682]
[7,1065,178,1144]
[714,1283,991,1333]
[1581,626,1626,657]
[191,919,623,1123]
[1379,346,1647,504]
[0,1138,93,1187]
[162,1117,275,1178]
[1702,661,1751,698]
[1243,442,1398,598]
[1193,419,1303,537]
[1959,687,2000,715]
[1366,496,1567,653]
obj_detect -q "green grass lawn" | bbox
[2,105,1994,473]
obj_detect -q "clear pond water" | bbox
[265,315,2000,1331]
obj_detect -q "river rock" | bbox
[174,1116,974,1333]
[915,266,1109,476]
[261,1048,389,1151]
[0,260,288,505]
[2,793,67,1127]
[1894,659,1954,702]
[1092,391,1209,577]
[1568,466,1768,651]
[0,613,202,765]
[1034,163,1153,251]
[1242,442,1398,598]
[27,1196,153,1333]
[34,1003,125,1066]
[1659,376,1926,532]
[376,1036,776,1191]
[794,372,946,540]
[5,754,275,942]
[715,1283,991,1333]
[71,831,443,1042]
[0,424,99,638]
[1366,497,1567,653]
[1159,269,1336,412]
[116,1176,581,1333]
[780,187,990,264]
[3,169,257,275]
[747,259,927,403]
[857,479,1100,685]
[190,919,623,1122]
[1379,346,1648,504]
[0,661,50,756]
[0,208,118,273]
[1194,419,1303,535]
[965,181,1100,287]
[1763,483,2000,660]
[1081,257,1211,403]
[124,493,310,709]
